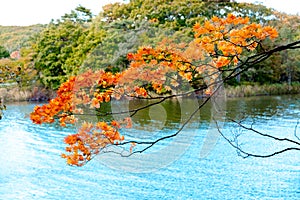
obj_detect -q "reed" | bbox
[226,83,300,98]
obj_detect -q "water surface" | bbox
[0,95,299,199]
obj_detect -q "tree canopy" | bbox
[32,6,105,89]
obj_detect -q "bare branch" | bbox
[117,96,211,156]
[113,81,224,156]
[230,119,300,146]
[223,40,300,82]
[215,120,300,158]
[295,119,300,141]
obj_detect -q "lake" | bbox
[0,95,299,200]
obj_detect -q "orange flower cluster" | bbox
[30,69,125,124]
[127,47,194,74]
[61,120,129,166]
[88,73,121,109]
[30,77,75,126]
[134,87,148,97]
[90,88,113,108]
[193,13,278,68]
[72,70,121,109]
[125,47,197,94]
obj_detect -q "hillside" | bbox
[0,24,45,52]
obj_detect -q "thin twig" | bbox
[230,119,300,146]
[294,119,300,141]
[215,120,300,158]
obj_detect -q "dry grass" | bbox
[0,86,55,102]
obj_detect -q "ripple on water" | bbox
[0,98,300,200]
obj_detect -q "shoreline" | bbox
[0,86,56,103]
[1,83,299,103]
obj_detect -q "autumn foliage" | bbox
[30,14,278,166]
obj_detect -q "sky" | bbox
[0,0,299,26]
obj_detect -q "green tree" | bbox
[61,5,93,23]
[32,6,102,89]
[274,12,300,84]
[82,19,163,73]
[0,45,10,59]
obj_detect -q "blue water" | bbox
[0,96,300,200]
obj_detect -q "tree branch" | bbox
[294,119,300,141]
[223,40,300,82]
[215,119,300,159]
[230,119,300,146]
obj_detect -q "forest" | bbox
[0,1,299,92]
